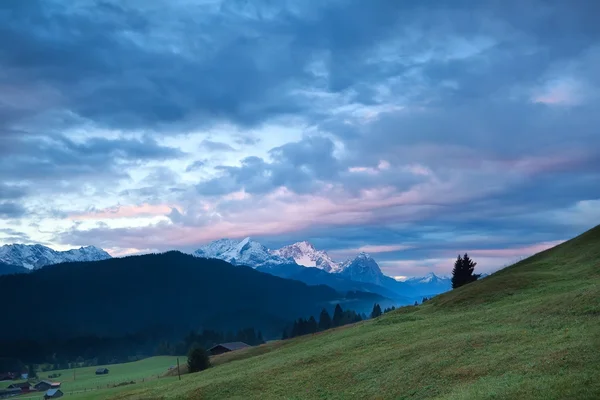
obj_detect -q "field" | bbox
[49,225,600,398]
[15,356,182,398]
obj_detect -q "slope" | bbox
[0,261,28,276]
[92,224,600,400]
[0,251,378,341]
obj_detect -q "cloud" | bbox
[1,0,600,278]
[186,160,207,172]
[200,140,236,152]
[0,202,26,219]
[68,204,175,221]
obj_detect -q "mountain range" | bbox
[0,244,111,270]
[0,239,452,301]
[194,237,452,301]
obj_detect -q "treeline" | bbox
[283,304,367,339]
[0,327,265,373]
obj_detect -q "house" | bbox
[34,381,60,391]
[95,367,109,375]
[44,389,64,399]
[208,342,251,356]
[6,381,31,392]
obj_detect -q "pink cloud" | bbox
[466,240,564,258]
[532,78,582,106]
[69,204,175,220]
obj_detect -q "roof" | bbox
[96,367,109,372]
[46,388,62,396]
[36,380,59,387]
[209,342,251,351]
[8,382,31,388]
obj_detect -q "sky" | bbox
[1,0,599,278]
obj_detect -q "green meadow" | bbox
[14,356,181,398]
[66,225,600,399]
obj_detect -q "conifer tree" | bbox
[332,304,344,327]
[451,253,480,289]
[370,303,382,318]
[187,346,210,373]
[282,328,288,340]
[318,308,332,331]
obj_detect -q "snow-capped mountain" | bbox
[338,252,386,286]
[272,241,342,272]
[194,237,294,267]
[404,272,450,284]
[0,244,112,270]
[193,238,458,301]
[403,273,452,295]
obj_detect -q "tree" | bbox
[28,364,37,379]
[318,309,332,331]
[332,304,344,327]
[370,303,382,318]
[187,346,210,373]
[451,253,480,289]
[281,329,288,340]
[414,301,418,306]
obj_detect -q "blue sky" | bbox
[1,0,599,277]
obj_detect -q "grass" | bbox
[16,356,182,398]
[75,225,600,399]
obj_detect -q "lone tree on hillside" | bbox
[451,253,480,289]
[187,346,210,373]
[370,303,382,318]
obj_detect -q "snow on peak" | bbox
[272,241,342,272]
[338,252,384,285]
[194,238,293,267]
[0,244,112,270]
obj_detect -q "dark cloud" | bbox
[185,160,207,173]
[199,140,236,152]
[0,202,26,219]
[0,135,184,187]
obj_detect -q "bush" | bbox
[187,346,210,373]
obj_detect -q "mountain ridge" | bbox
[0,244,111,269]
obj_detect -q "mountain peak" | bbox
[194,237,292,268]
[272,242,341,272]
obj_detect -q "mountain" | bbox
[0,244,111,269]
[194,239,455,301]
[403,273,452,296]
[338,252,386,286]
[0,251,385,341]
[194,237,293,268]
[272,241,341,272]
[0,261,28,276]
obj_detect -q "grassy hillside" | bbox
[74,225,600,400]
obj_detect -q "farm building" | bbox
[95,367,109,375]
[6,381,32,391]
[44,389,64,399]
[34,381,60,391]
[208,342,251,356]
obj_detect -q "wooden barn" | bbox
[208,342,251,356]
[34,381,60,392]
[95,367,109,375]
[44,389,64,399]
